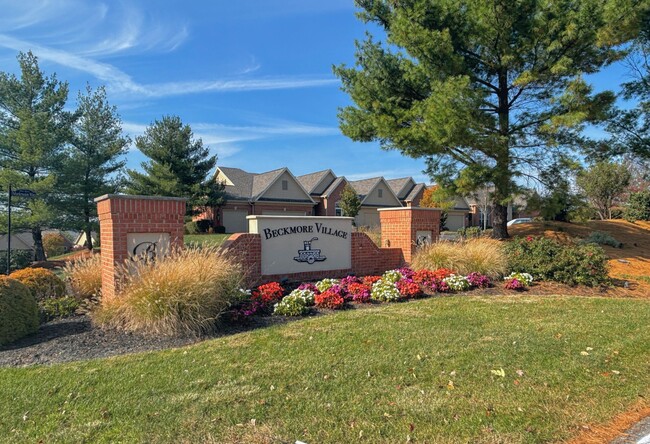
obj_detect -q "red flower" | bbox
[315,291,345,309]
[396,280,421,298]
[254,282,285,303]
[362,275,382,286]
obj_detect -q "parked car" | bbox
[507,218,533,226]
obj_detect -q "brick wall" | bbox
[379,207,441,263]
[221,231,404,284]
[96,195,186,301]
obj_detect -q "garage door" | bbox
[446,214,466,231]
[261,210,307,216]
[222,209,249,233]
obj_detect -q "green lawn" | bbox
[1,296,649,443]
[184,233,231,247]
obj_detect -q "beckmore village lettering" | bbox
[263,222,349,240]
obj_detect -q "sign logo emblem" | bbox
[132,241,158,263]
[293,237,327,264]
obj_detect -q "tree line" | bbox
[0,52,224,260]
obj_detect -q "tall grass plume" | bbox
[411,238,507,278]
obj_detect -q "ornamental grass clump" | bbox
[411,239,507,278]
[93,246,245,336]
[64,254,102,300]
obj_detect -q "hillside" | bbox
[510,220,650,297]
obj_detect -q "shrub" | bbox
[184,221,200,235]
[411,239,507,278]
[64,255,102,300]
[315,278,339,293]
[0,250,33,272]
[214,225,226,234]
[371,279,401,302]
[315,290,345,309]
[624,191,650,222]
[443,274,470,292]
[195,219,213,233]
[43,233,68,258]
[93,247,245,336]
[457,226,482,239]
[467,272,491,288]
[39,296,80,322]
[0,276,39,346]
[505,236,609,286]
[9,268,66,301]
[347,282,371,303]
[582,231,622,248]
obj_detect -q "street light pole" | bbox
[6,184,11,275]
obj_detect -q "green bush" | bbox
[0,277,39,346]
[582,231,622,248]
[196,219,212,233]
[39,296,80,323]
[505,236,609,286]
[9,268,66,301]
[624,191,650,222]
[214,225,226,234]
[0,250,33,272]
[184,221,200,235]
[457,226,482,239]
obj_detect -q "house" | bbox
[465,192,532,228]
[74,231,98,248]
[445,196,472,231]
[197,166,430,232]
[0,231,34,253]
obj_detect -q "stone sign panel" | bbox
[126,233,171,263]
[247,216,353,275]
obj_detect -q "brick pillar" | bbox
[378,207,441,263]
[95,194,186,302]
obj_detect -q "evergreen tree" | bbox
[125,115,225,216]
[53,85,129,249]
[334,0,643,238]
[0,51,75,260]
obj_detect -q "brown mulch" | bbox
[566,401,650,444]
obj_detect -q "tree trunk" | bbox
[84,209,93,250]
[491,203,509,239]
[32,226,46,261]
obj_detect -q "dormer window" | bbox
[282,180,288,191]
[378,188,383,198]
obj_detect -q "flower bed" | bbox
[233,267,508,319]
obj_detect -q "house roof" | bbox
[405,183,426,202]
[216,166,314,203]
[348,177,383,199]
[321,176,348,197]
[297,169,335,195]
[0,232,34,251]
[386,177,416,200]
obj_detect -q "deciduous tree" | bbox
[339,184,362,223]
[577,161,631,220]
[334,0,642,238]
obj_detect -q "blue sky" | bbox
[0,0,632,185]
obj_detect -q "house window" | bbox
[378,188,383,198]
[335,202,343,216]
[281,180,288,191]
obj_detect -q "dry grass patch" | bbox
[64,254,103,300]
[411,238,507,277]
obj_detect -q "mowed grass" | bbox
[2,296,650,443]
[184,233,230,247]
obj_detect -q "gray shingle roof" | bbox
[251,168,285,200]
[405,183,425,202]
[321,176,348,197]
[297,170,332,195]
[386,177,415,199]
[217,167,255,200]
[348,177,382,199]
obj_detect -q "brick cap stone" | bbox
[246,215,355,221]
[377,207,443,212]
[94,194,188,203]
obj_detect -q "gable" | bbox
[361,179,402,207]
[311,171,336,195]
[258,171,314,202]
[216,169,234,186]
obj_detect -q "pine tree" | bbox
[0,51,75,260]
[53,85,129,249]
[126,115,225,215]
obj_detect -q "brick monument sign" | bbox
[95,194,186,301]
